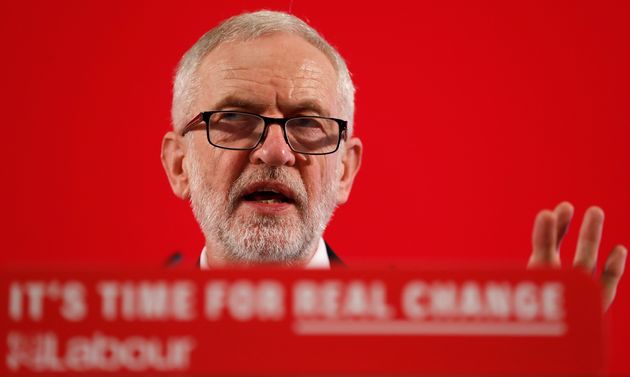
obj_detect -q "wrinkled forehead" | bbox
[194,33,341,114]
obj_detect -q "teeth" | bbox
[259,199,281,204]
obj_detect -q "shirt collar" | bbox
[199,237,330,269]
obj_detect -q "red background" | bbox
[1,0,628,374]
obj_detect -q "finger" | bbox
[574,206,605,273]
[601,245,627,311]
[528,210,559,267]
[553,201,574,249]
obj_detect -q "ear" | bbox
[161,131,190,200]
[336,136,363,205]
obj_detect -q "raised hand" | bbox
[527,202,627,311]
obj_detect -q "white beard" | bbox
[187,155,340,265]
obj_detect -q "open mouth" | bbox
[242,189,293,204]
[240,183,297,205]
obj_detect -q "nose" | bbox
[249,124,296,167]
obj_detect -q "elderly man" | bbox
[161,11,625,308]
[161,11,360,269]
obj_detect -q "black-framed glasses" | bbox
[181,111,348,155]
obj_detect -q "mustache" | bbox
[227,167,308,210]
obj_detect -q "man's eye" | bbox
[292,118,322,128]
[220,113,250,122]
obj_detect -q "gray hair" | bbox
[171,10,355,134]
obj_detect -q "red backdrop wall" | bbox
[2,0,628,374]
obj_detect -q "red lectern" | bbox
[1,268,603,376]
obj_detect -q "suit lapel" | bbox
[325,242,346,268]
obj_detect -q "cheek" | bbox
[211,152,250,187]
[303,156,340,198]
[322,154,343,182]
[188,141,248,190]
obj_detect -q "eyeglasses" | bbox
[181,111,348,155]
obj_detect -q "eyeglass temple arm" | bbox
[180,113,205,136]
[341,122,349,141]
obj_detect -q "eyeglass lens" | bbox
[207,112,340,154]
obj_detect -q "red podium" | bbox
[1,268,603,376]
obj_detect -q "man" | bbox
[161,11,360,269]
[161,11,626,308]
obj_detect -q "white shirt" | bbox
[199,237,330,269]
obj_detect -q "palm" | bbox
[527,202,627,311]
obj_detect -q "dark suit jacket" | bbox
[325,242,346,268]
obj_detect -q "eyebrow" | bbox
[283,100,329,117]
[212,95,267,113]
[212,95,329,117]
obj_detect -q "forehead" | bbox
[195,33,339,115]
